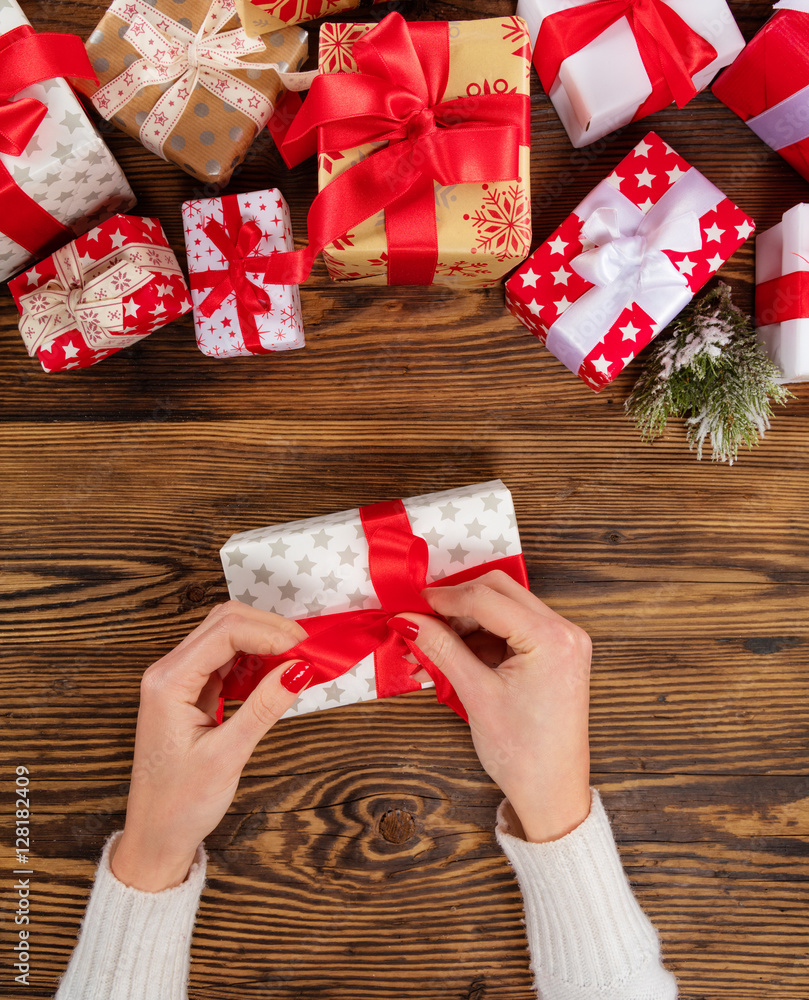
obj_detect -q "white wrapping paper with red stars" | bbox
[9,214,191,373]
[505,132,755,391]
[181,188,304,358]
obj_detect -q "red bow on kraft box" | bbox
[713,2,809,183]
[262,12,531,287]
[220,485,529,722]
[536,0,717,122]
[0,24,97,256]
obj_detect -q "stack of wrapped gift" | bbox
[756,203,809,382]
[236,0,393,38]
[517,0,744,147]
[263,12,532,288]
[182,188,305,358]
[713,1,809,183]
[220,481,527,720]
[505,132,755,391]
[79,0,309,185]
[10,215,191,373]
[0,0,134,281]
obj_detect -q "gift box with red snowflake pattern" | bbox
[182,189,304,358]
[9,214,191,373]
[505,132,754,391]
[313,15,532,287]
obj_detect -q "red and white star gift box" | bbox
[182,189,304,359]
[505,132,755,391]
[9,214,191,373]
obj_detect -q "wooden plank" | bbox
[2,640,808,776]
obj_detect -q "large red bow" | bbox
[0,24,98,255]
[537,0,717,121]
[220,498,530,722]
[263,11,530,286]
[189,196,275,355]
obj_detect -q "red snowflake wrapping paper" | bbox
[505,132,755,391]
[315,16,532,287]
[10,214,191,373]
[182,189,304,358]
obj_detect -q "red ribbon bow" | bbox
[0,24,98,255]
[220,498,530,723]
[263,11,530,287]
[537,0,717,121]
[189,196,275,355]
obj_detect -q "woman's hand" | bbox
[395,571,592,843]
[111,601,310,891]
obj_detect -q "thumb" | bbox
[396,614,495,714]
[218,658,313,759]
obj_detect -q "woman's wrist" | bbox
[508,783,592,844]
[110,829,199,892]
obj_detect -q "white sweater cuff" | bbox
[56,831,206,1000]
[496,789,677,1000]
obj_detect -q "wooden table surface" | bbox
[2,1,808,997]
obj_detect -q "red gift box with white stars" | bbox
[182,189,304,358]
[505,132,755,391]
[10,214,191,374]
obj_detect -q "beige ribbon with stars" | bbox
[18,239,182,356]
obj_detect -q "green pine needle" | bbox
[625,284,793,465]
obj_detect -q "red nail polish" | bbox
[280,660,314,694]
[388,616,419,640]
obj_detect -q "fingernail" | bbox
[280,660,314,694]
[388,616,419,640]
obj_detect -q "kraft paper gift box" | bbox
[10,214,191,373]
[755,203,809,382]
[79,0,309,186]
[517,0,744,148]
[182,188,304,358]
[236,0,393,39]
[0,0,135,282]
[505,132,755,392]
[220,481,527,719]
[264,12,532,289]
[713,1,809,184]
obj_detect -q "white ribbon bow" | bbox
[545,167,727,377]
[18,238,181,356]
[92,0,315,159]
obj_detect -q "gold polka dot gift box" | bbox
[77,0,308,185]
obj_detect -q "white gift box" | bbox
[221,480,524,718]
[517,0,744,147]
[756,203,809,383]
[0,0,136,281]
[182,188,304,358]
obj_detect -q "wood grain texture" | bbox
[1,0,809,997]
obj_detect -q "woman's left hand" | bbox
[110,601,309,891]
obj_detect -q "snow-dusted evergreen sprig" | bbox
[625,284,792,465]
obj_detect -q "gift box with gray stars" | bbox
[221,480,523,718]
[0,0,136,280]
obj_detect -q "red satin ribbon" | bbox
[263,11,530,287]
[220,498,530,722]
[756,271,809,326]
[537,0,717,121]
[0,25,98,255]
[189,196,274,355]
[712,9,809,181]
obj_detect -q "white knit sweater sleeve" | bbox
[55,832,206,1000]
[495,789,678,1000]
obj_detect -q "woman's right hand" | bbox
[393,571,592,843]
